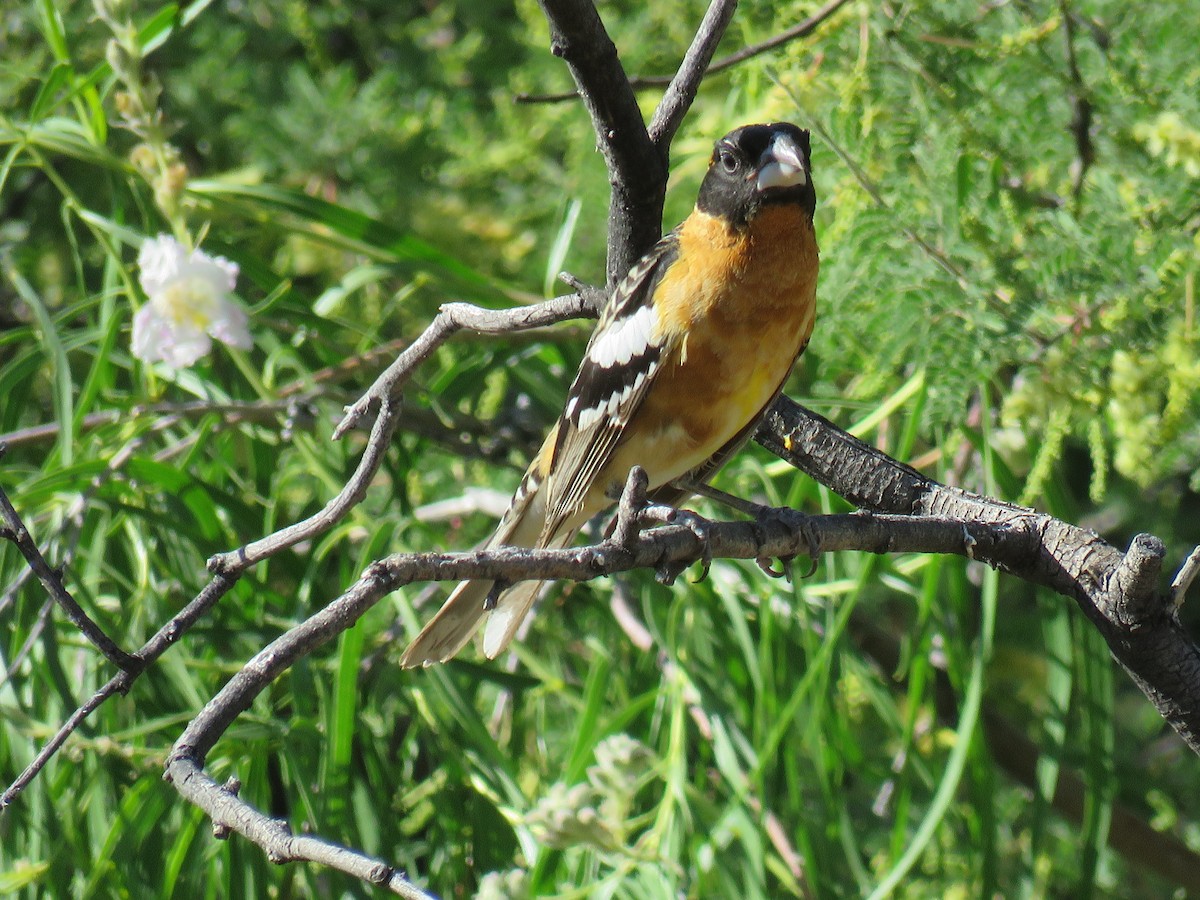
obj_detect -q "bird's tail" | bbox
[399,470,575,667]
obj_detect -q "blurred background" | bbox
[2,0,1199,896]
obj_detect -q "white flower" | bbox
[132,234,250,367]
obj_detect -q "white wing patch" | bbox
[588,304,657,368]
[575,360,657,431]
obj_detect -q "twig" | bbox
[216,297,603,571]
[208,396,402,572]
[518,0,855,104]
[0,455,141,673]
[1059,0,1095,201]
[0,399,313,450]
[333,293,597,439]
[1172,546,1200,608]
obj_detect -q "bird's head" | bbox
[697,122,815,227]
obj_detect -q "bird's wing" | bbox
[539,231,682,539]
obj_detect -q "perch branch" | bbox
[167,479,1158,887]
[167,511,1023,816]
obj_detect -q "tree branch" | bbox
[536,0,666,284]
[165,763,433,899]
[331,292,597,440]
[1,572,240,808]
[163,509,1023,877]
[1059,0,1095,202]
[757,400,1200,753]
[518,0,855,104]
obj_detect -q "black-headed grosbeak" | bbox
[401,122,818,667]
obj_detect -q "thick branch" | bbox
[757,399,1200,752]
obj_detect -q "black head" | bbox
[696,122,815,228]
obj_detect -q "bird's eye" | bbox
[719,150,739,174]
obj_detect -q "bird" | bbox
[400,122,819,667]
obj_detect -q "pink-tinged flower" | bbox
[132,235,250,367]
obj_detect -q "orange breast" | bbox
[596,203,819,497]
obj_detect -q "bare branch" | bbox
[1,572,240,808]
[168,516,1014,813]
[212,297,598,571]
[160,498,1063,887]
[0,399,313,450]
[208,394,402,573]
[5,293,601,807]
[1060,0,1095,201]
[648,0,739,148]
[332,292,597,439]
[1172,546,1200,607]
[166,760,433,898]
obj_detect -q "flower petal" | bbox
[137,234,186,296]
[208,299,252,350]
[132,302,212,367]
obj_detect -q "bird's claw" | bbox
[755,505,821,578]
[649,506,714,585]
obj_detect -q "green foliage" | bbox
[2,1,1200,898]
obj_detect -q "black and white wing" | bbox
[539,231,681,539]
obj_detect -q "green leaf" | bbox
[186,180,502,296]
[28,62,73,122]
[36,0,69,62]
[3,264,74,465]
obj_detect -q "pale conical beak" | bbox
[756,133,807,192]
